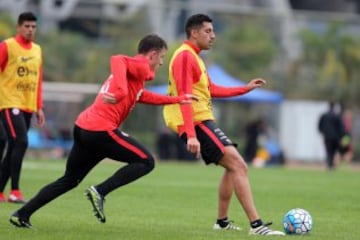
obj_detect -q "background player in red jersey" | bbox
[163,14,284,236]
[10,34,195,228]
[0,12,45,203]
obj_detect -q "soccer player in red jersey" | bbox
[0,12,45,204]
[163,14,284,236]
[10,34,195,228]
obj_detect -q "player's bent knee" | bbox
[53,175,80,191]
[63,176,81,188]
[222,149,248,170]
[231,157,248,173]
[68,180,80,189]
[221,156,247,173]
[143,155,155,173]
[232,158,248,172]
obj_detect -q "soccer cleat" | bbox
[0,192,7,202]
[8,190,26,204]
[213,220,242,230]
[85,186,106,223]
[9,212,32,228]
[249,222,285,236]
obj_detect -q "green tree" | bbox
[36,9,152,84]
[213,22,276,82]
[38,31,110,83]
[292,22,360,105]
[0,13,15,40]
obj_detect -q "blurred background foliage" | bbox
[2,11,360,107]
[2,10,360,158]
[213,15,277,83]
[0,13,15,37]
[291,22,360,106]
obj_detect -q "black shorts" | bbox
[181,120,237,165]
[71,125,153,164]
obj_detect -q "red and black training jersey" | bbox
[76,54,184,131]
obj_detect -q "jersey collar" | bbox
[15,34,32,48]
[184,40,201,54]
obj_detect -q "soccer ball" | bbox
[282,208,313,235]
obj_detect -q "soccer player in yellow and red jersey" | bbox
[10,34,196,228]
[163,13,285,236]
[0,12,45,203]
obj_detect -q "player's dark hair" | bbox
[137,34,168,54]
[17,12,37,25]
[185,13,213,38]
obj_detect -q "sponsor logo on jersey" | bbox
[17,66,38,77]
[20,56,34,62]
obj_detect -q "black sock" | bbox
[251,219,263,228]
[217,217,229,227]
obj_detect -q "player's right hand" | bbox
[187,137,201,159]
[36,109,46,127]
[179,94,200,104]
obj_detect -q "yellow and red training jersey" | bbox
[0,34,43,112]
[163,41,251,138]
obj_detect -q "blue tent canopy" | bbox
[147,64,283,103]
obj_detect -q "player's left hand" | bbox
[247,78,266,90]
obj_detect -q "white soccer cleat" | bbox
[249,222,285,236]
[213,220,242,231]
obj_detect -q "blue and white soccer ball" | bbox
[282,208,313,235]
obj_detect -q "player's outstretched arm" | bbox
[101,90,198,105]
[210,78,266,98]
[138,89,198,105]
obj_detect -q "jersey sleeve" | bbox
[37,55,43,110]
[0,41,8,71]
[139,89,184,105]
[209,78,250,97]
[171,51,199,138]
[110,55,128,100]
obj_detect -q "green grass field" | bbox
[0,159,359,240]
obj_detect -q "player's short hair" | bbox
[185,13,213,38]
[137,34,168,54]
[18,12,37,25]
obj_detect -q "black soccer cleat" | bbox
[85,186,106,223]
[9,212,32,228]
